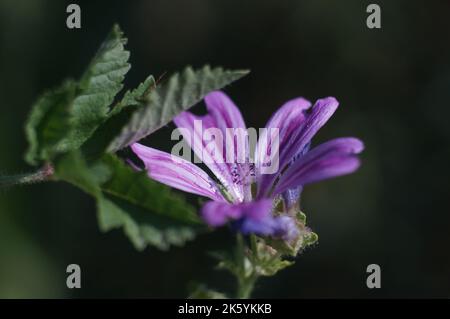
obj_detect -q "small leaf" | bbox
[212,235,295,281]
[255,259,293,277]
[114,75,156,113]
[247,238,294,277]
[109,66,249,151]
[304,231,318,247]
[210,250,242,278]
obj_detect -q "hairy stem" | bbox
[237,274,258,299]
[0,164,54,188]
[235,234,259,299]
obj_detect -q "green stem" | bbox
[0,164,54,188]
[237,274,258,299]
[235,234,259,299]
[250,234,258,258]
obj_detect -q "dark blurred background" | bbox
[1,0,449,298]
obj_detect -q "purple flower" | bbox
[131,91,363,241]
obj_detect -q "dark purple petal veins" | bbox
[258,97,339,197]
[174,91,249,202]
[256,97,311,196]
[131,143,225,201]
[282,187,303,210]
[273,137,364,196]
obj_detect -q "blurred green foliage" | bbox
[1,0,449,298]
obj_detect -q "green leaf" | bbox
[210,250,244,279]
[97,156,203,250]
[109,66,249,151]
[54,151,203,251]
[59,24,131,152]
[114,75,156,113]
[212,234,296,284]
[53,150,107,196]
[99,154,200,225]
[96,194,200,251]
[247,239,294,276]
[210,234,291,298]
[25,24,130,165]
[80,76,156,160]
[25,81,77,165]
